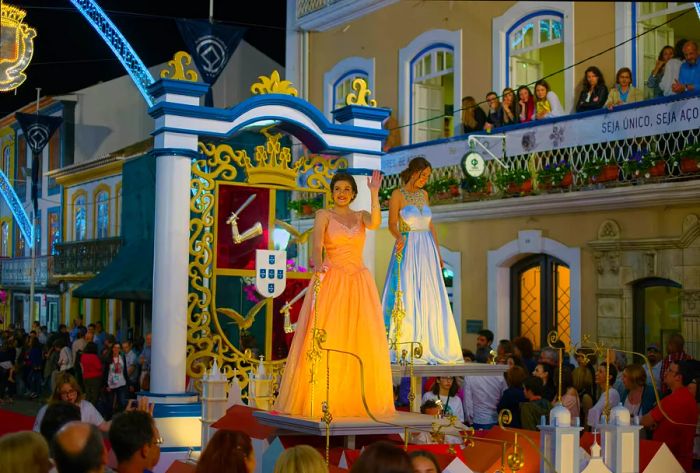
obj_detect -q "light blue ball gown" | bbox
[381,189,463,364]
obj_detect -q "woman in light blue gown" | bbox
[382,157,463,364]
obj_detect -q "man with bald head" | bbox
[52,421,107,473]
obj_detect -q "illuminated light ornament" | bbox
[69,0,154,106]
[695,2,700,19]
[0,2,37,92]
[0,169,33,245]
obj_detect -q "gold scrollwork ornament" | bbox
[345,78,377,107]
[250,70,298,96]
[160,51,199,82]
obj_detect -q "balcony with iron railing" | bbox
[379,91,700,220]
[52,237,123,277]
[0,256,53,288]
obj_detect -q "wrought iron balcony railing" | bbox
[0,256,53,287]
[52,237,123,276]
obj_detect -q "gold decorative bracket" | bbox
[160,51,199,82]
[345,78,377,107]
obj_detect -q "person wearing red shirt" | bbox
[80,342,103,407]
[641,360,698,471]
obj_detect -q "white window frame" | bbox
[323,57,375,120]
[493,2,574,112]
[398,29,462,146]
[615,2,694,88]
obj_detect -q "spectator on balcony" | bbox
[534,79,564,119]
[460,96,487,133]
[646,45,675,97]
[576,66,608,113]
[672,40,700,94]
[516,85,535,123]
[484,91,502,130]
[606,67,643,109]
[498,87,519,126]
[661,38,688,96]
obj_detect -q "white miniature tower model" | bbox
[599,404,642,472]
[248,355,274,410]
[227,369,244,408]
[581,432,613,473]
[201,360,228,448]
[539,403,583,473]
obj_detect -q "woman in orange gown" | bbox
[274,171,395,418]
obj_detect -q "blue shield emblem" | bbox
[255,249,287,298]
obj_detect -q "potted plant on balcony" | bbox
[579,156,619,184]
[669,143,700,174]
[288,196,323,217]
[461,174,492,199]
[621,150,667,179]
[494,167,532,195]
[538,160,573,190]
[427,176,459,202]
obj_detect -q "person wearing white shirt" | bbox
[587,362,621,429]
[422,377,464,423]
[660,39,688,96]
[463,373,507,430]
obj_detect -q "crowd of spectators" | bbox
[0,318,151,422]
[457,39,699,136]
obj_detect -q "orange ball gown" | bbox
[274,209,395,418]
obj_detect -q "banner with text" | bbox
[382,95,700,175]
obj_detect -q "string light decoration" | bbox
[0,2,37,92]
[69,0,155,106]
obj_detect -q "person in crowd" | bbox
[422,376,464,422]
[39,401,82,448]
[574,347,598,397]
[672,40,700,94]
[497,365,528,428]
[409,450,441,473]
[273,445,327,473]
[533,362,556,402]
[349,441,413,473]
[80,342,103,407]
[643,343,662,390]
[69,318,83,344]
[609,351,627,397]
[274,171,394,418]
[641,360,698,471]
[52,422,108,473]
[587,363,620,430]
[195,430,255,473]
[27,336,44,399]
[139,333,151,391]
[660,333,693,395]
[475,329,494,363]
[620,363,656,435]
[57,337,73,375]
[660,38,688,95]
[72,327,88,363]
[576,66,608,113]
[34,372,106,432]
[122,340,139,398]
[0,336,17,403]
[382,157,463,364]
[498,87,519,126]
[463,367,507,430]
[94,322,106,354]
[512,336,536,373]
[520,375,552,430]
[557,366,580,421]
[495,339,513,364]
[462,348,475,363]
[516,86,535,123]
[572,365,594,430]
[506,354,527,370]
[606,67,643,109]
[0,431,52,473]
[38,325,48,346]
[109,410,161,473]
[460,96,487,133]
[538,346,559,368]
[409,399,442,444]
[484,91,502,130]
[106,342,128,415]
[534,79,564,119]
[646,45,675,97]
[44,339,60,395]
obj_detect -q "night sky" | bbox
[1,0,287,115]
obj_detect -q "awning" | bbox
[73,154,155,301]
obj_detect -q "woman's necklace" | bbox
[402,187,425,208]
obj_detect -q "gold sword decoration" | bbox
[226,194,263,244]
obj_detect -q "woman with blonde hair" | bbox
[0,431,52,473]
[274,445,327,473]
[33,372,107,433]
[620,363,656,418]
[460,96,487,133]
